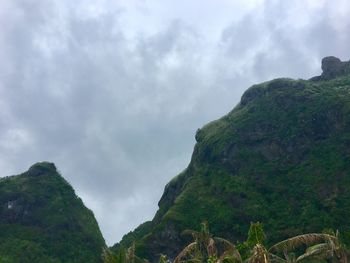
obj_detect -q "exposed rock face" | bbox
[312,56,350,80]
[114,57,350,262]
[27,162,57,177]
[0,162,105,262]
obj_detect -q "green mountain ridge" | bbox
[0,162,105,262]
[1,56,350,262]
[113,56,350,262]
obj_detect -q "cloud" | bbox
[0,0,350,244]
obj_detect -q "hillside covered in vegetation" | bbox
[0,162,105,262]
[113,56,350,262]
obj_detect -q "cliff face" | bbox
[0,162,105,262]
[115,57,350,262]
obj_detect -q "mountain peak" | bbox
[0,162,105,261]
[27,161,57,177]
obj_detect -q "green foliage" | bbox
[102,247,126,263]
[237,222,266,260]
[102,244,148,263]
[112,221,153,253]
[116,72,350,261]
[0,238,59,262]
[246,223,266,248]
[0,162,105,262]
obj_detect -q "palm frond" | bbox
[269,234,336,253]
[173,242,198,263]
[214,237,236,249]
[207,237,217,257]
[218,250,242,263]
[268,253,286,263]
[158,254,168,263]
[296,243,330,262]
[246,243,270,263]
[214,237,242,263]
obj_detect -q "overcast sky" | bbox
[1,0,350,245]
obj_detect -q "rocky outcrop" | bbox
[311,56,350,81]
[27,162,57,177]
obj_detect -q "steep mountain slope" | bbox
[114,57,350,261]
[0,162,105,262]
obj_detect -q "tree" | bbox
[173,222,242,263]
[297,230,348,263]
[102,243,148,263]
[268,231,348,263]
[243,222,270,263]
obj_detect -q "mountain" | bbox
[114,56,350,262]
[0,162,105,262]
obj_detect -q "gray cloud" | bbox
[0,0,350,244]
